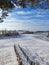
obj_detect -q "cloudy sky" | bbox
[0,5,49,31]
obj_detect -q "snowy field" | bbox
[0,47,18,65]
[32,32,49,41]
[0,33,49,65]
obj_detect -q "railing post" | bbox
[30,61,38,65]
[19,60,22,65]
[30,61,35,65]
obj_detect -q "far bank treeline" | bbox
[0,30,19,37]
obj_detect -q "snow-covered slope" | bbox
[18,34,49,65]
[0,47,18,65]
[0,33,49,65]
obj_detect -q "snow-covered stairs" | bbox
[14,44,38,65]
[18,45,38,65]
[14,44,30,65]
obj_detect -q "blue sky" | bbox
[0,6,49,31]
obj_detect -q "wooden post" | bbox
[30,61,35,65]
[35,64,38,65]
[30,61,38,65]
[19,60,22,65]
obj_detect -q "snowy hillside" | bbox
[0,33,49,65]
[0,47,18,65]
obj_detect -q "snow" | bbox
[0,33,49,65]
[0,47,18,65]
[15,45,30,65]
[16,34,49,65]
[32,32,49,41]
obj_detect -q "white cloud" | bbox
[20,14,45,19]
[16,11,31,15]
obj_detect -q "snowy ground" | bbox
[0,47,18,65]
[18,34,49,65]
[0,33,49,65]
[32,32,49,41]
